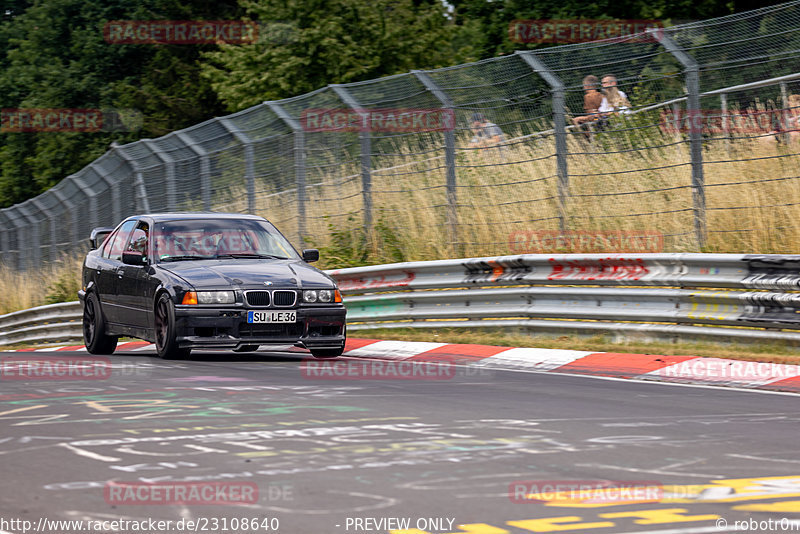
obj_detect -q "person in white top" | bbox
[599,74,631,116]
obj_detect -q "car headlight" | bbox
[196,291,235,304]
[302,289,341,303]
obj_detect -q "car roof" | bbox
[127,213,268,223]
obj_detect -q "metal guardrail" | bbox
[4,253,800,347]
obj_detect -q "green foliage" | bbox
[311,215,406,269]
[0,0,240,208]
[44,265,82,305]
[201,0,474,110]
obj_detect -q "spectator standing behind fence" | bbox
[598,74,631,117]
[468,113,506,147]
[571,75,604,125]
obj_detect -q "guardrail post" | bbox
[411,70,458,250]
[112,146,152,213]
[330,85,373,235]
[655,30,707,248]
[175,132,211,211]
[266,102,307,245]
[218,118,257,214]
[142,140,177,212]
[516,51,569,233]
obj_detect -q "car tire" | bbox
[154,293,191,360]
[310,345,344,358]
[83,292,118,355]
[233,345,260,352]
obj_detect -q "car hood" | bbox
[158,259,335,290]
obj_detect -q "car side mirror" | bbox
[122,251,147,265]
[302,249,319,263]
[90,227,114,250]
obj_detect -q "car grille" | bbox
[273,290,297,307]
[245,291,271,306]
[239,323,303,338]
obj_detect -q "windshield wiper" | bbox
[160,255,210,262]
[215,253,288,260]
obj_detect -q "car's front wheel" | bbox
[83,292,118,355]
[154,293,191,359]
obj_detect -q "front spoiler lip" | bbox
[173,304,346,350]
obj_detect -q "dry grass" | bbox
[0,255,84,316]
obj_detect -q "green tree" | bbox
[202,0,472,110]
[0,0,241,208]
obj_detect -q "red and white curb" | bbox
[5,339,800,394]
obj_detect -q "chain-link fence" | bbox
[3,2,800,270]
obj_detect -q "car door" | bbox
[97,220,136,325]
[117,221,151,328]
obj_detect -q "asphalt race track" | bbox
[2,348,800,534]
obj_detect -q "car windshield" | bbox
[153,218,300,262]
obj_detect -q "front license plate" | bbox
[247,311,296,323]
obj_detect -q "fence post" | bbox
[68,175,99,249]
[142,140,177,212]
[780,81,790,144]
[655,31,707,248]
[30,197,51,263]
[516,51,569,233]
[329,84,373,234]
[266,102,307,245]
[113,146,152,213]
[219,118,256,214]
[89,162,121,225]
[13,205,38,270]
[175,133,211,211]
[411,70,458,250]
[50,188,78,251]
[0,210,9,266]
[720,93,730,153]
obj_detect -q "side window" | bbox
[125,222,149,256]
[102,220,137,261]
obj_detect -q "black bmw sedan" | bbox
[78,213,346,359]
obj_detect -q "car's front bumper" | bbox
[173,305,346,350]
